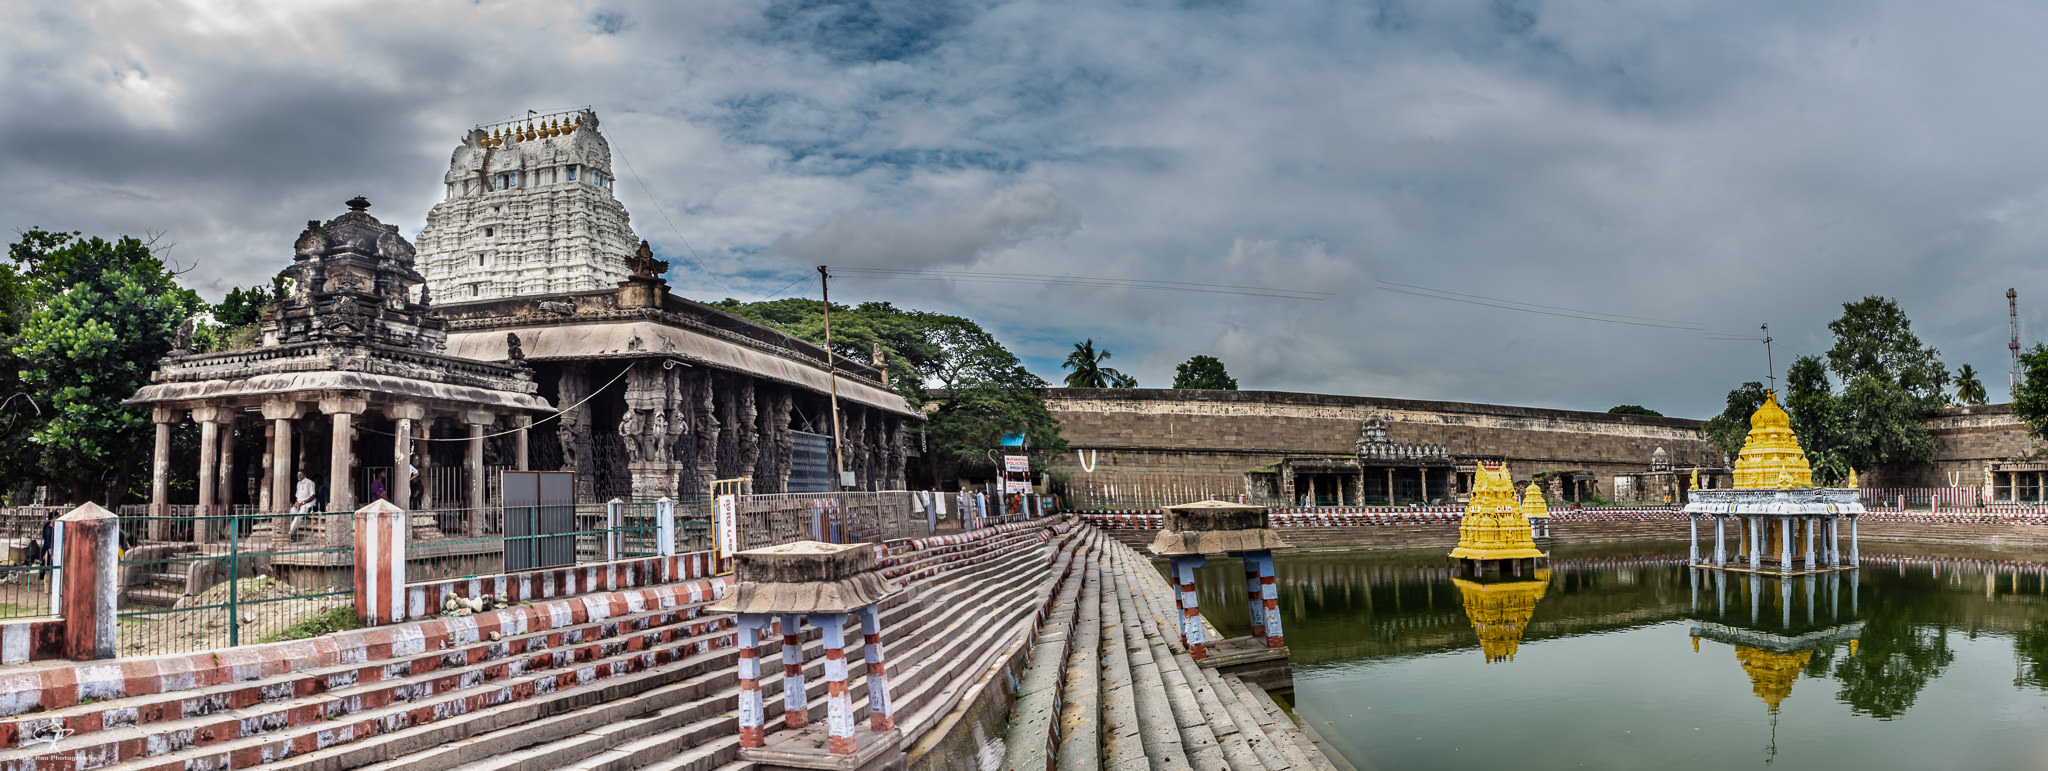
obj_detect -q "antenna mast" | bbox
[2011,288,2022,396]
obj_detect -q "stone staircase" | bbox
[1003,530,1338,770]
[0,520,1066,771]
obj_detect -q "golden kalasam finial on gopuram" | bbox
[486,127,500,147]
[1732,391,1813,489]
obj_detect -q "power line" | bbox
[1372,284,1709,331]
[1374,279,1702,327]
[833,268,1330,301]
[614,148,740,299]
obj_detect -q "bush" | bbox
[258,606,360,644]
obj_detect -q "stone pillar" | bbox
[605,498,623,563]
[819,613,857,755]
[353,500,407,626]
[1253,551,1284,648]
[1850,515,1859,566]
[193,405,226,541]
[1830,517,1841,567]
[218,413,237,516]
[1714,515,1727,566]
[462,411,494,515]
[1689,513,1699,564]
[779,613,809,729]
[657,497,677,558]
[259,420,274,514]
[150,406,178,540]
[58,504,119,660]
[1171,555,1207,659]
[1420,467,1428,503]
[514,415,532,472]
[1749,517,1761,571]
[321,394,368,514]
[859,605,895,731]
[263,399,302,515]
[387,404,424,511]
[735,613,768,748]
[1805,517,1816,569]
[1779,516,1793,574]
[1246,558,1266,640]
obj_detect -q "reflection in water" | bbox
[1179,544,2048,770]
[1452,570,1550,663]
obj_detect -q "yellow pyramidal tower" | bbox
[1450,463,1547,561]
[1731,392,1813,489]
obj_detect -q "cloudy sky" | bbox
[5,0,2044,418]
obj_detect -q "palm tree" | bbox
[1062,339,1130,388]
[1955,363,1988,406]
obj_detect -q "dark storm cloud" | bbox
[4,0,2043,417]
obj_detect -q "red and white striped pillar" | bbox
[859,605,894,731]
[1170,555,1207,659]
[819,612,856,755]
[59,503,118,660]
[353,499,408,626]
[1245,558,1266,641]
[780,613,809,729]
[1252,551,1285,649]
[736,613,768,748]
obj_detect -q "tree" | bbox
[1061,339,1131,389]
[8,229,202,503]
[1953,364,1987,406]
[1607,405,1662,417]
[1784,355,1850,485]
[1826,296,1949,407]
[2007,344,2048,445]
[1172,355,1237,390]
[1702,381,1767,462]
[213,285,271,328]
[712,297,1068,481]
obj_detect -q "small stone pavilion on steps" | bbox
[126,197,553,544]
[1148,500,1295,690]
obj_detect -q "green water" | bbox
[1185,543,2048,771]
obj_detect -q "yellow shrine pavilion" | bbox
[1681,392,1863,574]
[1449,462,1547,573]
[1520,482,1552,540]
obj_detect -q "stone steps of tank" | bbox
[334,524,1074,771]
[1005,525,1339,771]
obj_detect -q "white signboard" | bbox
[716,494,738,559]
[1007,479,1034,494]
[1003,455,1029,473]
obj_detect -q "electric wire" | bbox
[832,268,1329,301]
[348,364,636,443]
[614,148,740,300]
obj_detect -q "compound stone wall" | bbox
[1046,389,1717,503]
[1865,404,2038,492]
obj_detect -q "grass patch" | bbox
[257,606,361,644]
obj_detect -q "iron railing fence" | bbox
[406,502,665,584]
[115,509,355,658]
[0,563,55,620]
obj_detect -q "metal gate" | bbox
[789,430,833,493]
[503,470,577,572]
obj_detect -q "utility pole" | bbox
[1761,323,1775,392]
[820,266,848,489]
